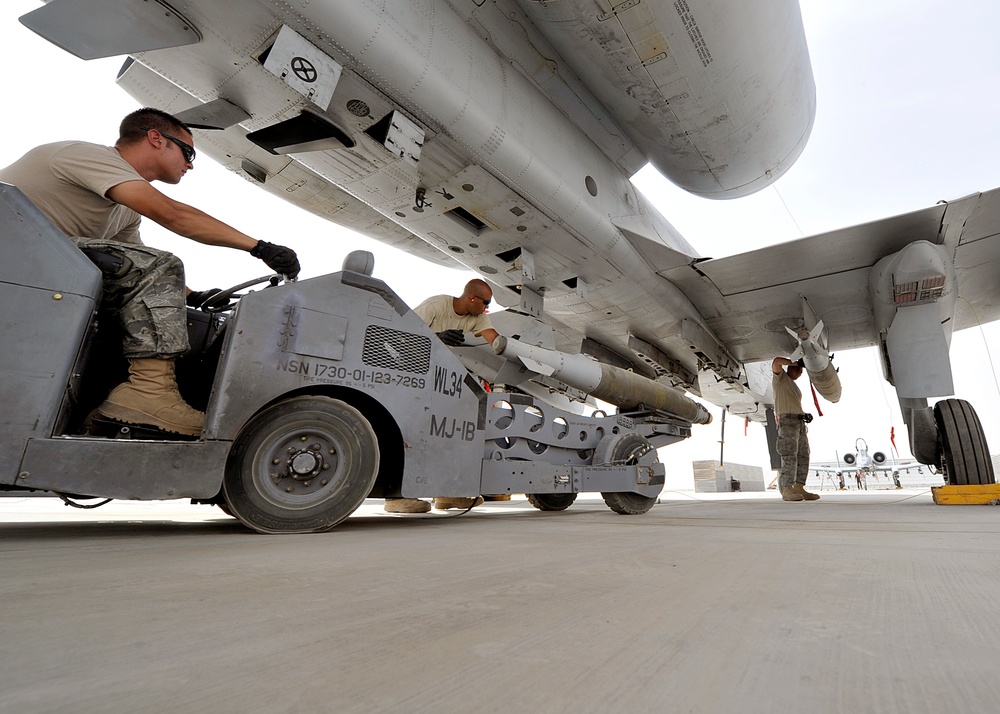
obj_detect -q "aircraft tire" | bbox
[934,399,996,486]
[526,493,577,511]
[595,433,659,515]
[223,396,380,533]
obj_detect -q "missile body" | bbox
[493,335,713,425]
[786,321,842,403]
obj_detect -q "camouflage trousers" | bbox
[73,238,189,359]
[776,417,810,490]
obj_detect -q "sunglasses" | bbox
[473,295,491,307]
[145,127,196,163]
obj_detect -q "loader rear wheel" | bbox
[602,491,657,515]
[526,493,578,511]
[934,399,995,486]
[597,433,659,515]
[224,396,380,533]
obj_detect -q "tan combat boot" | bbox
[384,498,431,513]
[781,487,805,502]
[433,496,485,510]
[792,483,820,501]
[97,358,205,436]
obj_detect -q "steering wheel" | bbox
[200,274,285,313]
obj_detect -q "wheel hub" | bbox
[265,433,339,494]
[289,447,323,480]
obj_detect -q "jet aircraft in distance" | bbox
[17,0,1000,485]
[811,438,931,491]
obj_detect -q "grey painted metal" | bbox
[0,184,103,297]
[20,0,201,60]
[204,270,489,499]
[18,438,231,499]
[26,0,998,472]
[0,185,101,486]
[3,175,673,518]
[97,0,1000,440]
[480,392,666,497]
[206,271,670,502]
[513,0,816,197]
[480,460,663,498]
[871,241,957,398]
[108,0,741,407]
[764,406,781,471]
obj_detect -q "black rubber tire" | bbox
[597,433,658,515]
[526,493,578,511]
[602,491,657,515]
[934,399,995,486]
[224,396,380,533]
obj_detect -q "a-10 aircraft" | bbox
[17,0,1000,485]
[810,438,930,491]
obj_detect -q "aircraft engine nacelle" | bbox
[844,448,884,468]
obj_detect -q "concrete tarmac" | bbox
[1,489,998,713]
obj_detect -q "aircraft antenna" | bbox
[870,347,895,421]
[772,184,804,237]
[959,297,1000,399]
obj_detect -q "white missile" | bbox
[786,320,827,371]
[785,320,842,403]
[493,335,713,424]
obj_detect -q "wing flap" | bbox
[949,188,1000,329]
[20,0,201,60]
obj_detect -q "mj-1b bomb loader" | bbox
[1,185,703,533]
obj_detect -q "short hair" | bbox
[462,278,492,299]
[794,358,805,369]
[117,108,191,146]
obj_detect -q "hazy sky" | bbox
[3,0,999,485]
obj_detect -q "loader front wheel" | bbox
[224,396,379,533]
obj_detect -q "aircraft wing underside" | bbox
[115,57,461,270]
[18,0,1000,440]
[113,30,1000,422]
[663,188,1000,365]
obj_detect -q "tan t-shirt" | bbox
[0,141,144,244]
[413,294,494,336]
[772,370,804,415]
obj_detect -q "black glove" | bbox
[436,329,465,346]
[186,288,221,308]
[250,240,300,279]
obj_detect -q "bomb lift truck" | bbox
[1,184,698,533]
